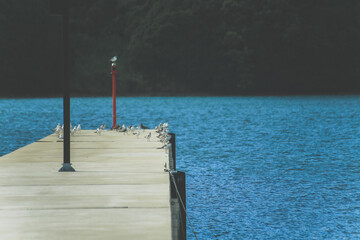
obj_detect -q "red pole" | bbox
[111,63,117,129]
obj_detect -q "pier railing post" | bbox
[167,133,186,239]
[169,133,176,170]
[170,171,186,240]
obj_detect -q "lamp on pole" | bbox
[110,56,117,129]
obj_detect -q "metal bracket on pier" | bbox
[59,163,75,172]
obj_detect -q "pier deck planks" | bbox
[0,130,171,240]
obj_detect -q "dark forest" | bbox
[1,0,359,97]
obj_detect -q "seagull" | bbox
[133,130,140,138]
[130,126,135,133]
[52,123,61,132]
[126,126,131,135]
[99,123,106,130]
[70,126,76,136]
[161,134,171,143]
[155,122,169,134]
[112,124,120,130]
[76,124,81,133]
[95,128,102,135]
[158,143,171,149]
[158,143,171,153]
[157,128,169,138]
[121,127,130,135]
[163,162,170,172]
[54,125,62,135]
[117,127,126,133]
[144,132,151,141]
[110,56,117,62]
[58,133,64,139]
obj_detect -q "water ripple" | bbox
[1,96,360,239]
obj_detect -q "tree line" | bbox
[0,0,359,97]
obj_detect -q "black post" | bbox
[169,133,176,171]
[51,0,75,172]
[170,171,186,240]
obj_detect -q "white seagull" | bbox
[54,125,62,135]
[134,130,140,139]
[52,123,61,132]
[71,126,78,136]
[144,132,151,141]
[95,128,102,135]
[110,56,117,62]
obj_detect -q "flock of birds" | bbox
[52,123,81,139]
[112,122,171,149]
[52,122,172,150]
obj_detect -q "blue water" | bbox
[1,96,360,239]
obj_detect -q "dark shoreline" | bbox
[1,91,360,99]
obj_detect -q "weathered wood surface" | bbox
[0,130,171,240]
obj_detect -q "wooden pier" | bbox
[0,130,185,240]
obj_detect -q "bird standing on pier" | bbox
[54,125,62,135]
[70,126,77,136]
[161,134,171,143]
[99,123,106,130]
[95,128,102,135]
[141,123,149,130]
[52,123,61,132]
[158,142,171,153]
[133,130,141,139]
[144,132,151,141]
[130,126,135,133]
[117,127,126,133]
[112,124,120,130]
